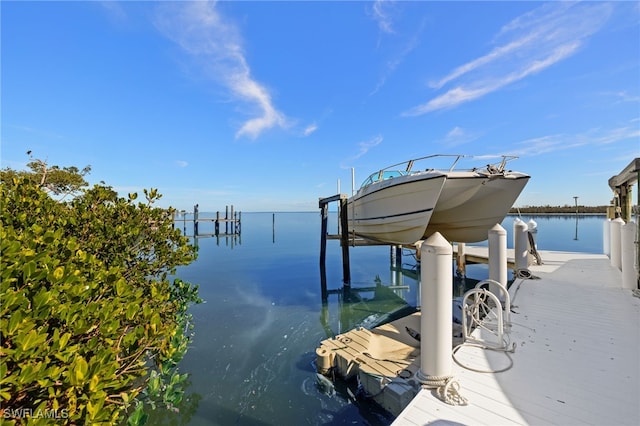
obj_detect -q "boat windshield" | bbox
[360,170,408,188]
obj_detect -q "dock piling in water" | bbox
[174,204,241,239]
[318,194,351,301]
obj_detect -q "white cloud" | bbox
[176,160,188,168]
[509,121,639,158]
[154,0,286,139]
[303,123,318,137]
[370,28,421,95]
[370,0,396,34]
[446,127,465,139]
[406,2,613,115]
[99,1,127,23]
[354,134,383,160]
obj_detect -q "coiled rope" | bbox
[420,374,468,406]
[515,268,540,280]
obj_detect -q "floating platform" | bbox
[316,306,464,416]
[316,249,640,424]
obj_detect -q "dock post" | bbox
[621,221,637,289]
[231,205,235,234]
[194,204,199,236]
[513,218,529,270]
[339,196,351,286]
[610,217,624,270]
[215,211,220,236]
[390,245,402,270]
[417,232,452,384]
[488,224,507,296]
[603,219,611,256]
[225,206,229,234]
[527,219,538,264]
[455,242,466,277]
[319,201,329,301]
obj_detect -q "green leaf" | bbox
[18,329,46,352]
[127,402,148,426]
[7,310,23,335]
[58,332,71,349]
[115,278,126,296]
[73,356,88,383]
[53,266,65,281]
[22,260,36,279]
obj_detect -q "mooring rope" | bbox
[515,268,540,280]
[421,375,468,406]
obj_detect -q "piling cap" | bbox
[422,232,452,255]
[514,219,527,230]
[489,223,506,235]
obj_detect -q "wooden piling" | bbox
[319,201,329,301]
[319,194,351,301]
[194,204,199,235]
[339,197,351,286]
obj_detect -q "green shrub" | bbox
[1,169,201,425]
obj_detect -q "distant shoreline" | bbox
[509,206,608,214]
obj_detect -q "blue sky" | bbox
[2,1,639,212]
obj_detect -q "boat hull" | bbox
[425,172,530,242]
[347,173,447,244]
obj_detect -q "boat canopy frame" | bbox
[358,154,520,190]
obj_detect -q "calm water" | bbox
[149,213,607,425]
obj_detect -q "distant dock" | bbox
[174,204,241,241]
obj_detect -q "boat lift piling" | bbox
[319,194,415,301]
[319,194,351,300]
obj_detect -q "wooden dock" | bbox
[174,204,241,238]
[392,249,640,425]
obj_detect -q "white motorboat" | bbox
[426,155,530,242]
[347,155,529,244]
[346,166,447,244]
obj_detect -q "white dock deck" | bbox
[393,250,640,426]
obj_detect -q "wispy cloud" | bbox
[303,123,318,137]
[176,160,189,168]
[609,91,640,104]
[405,2,613,115]
[441,126,479,148]
[510,122,639,157]
[99,1,127,23]
[371,27,422,96]
[370,0,396,34]
[354,134,383,160]
[368,2,424,96]
[154,0,286,139]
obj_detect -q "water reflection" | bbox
[147,213,606,425]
